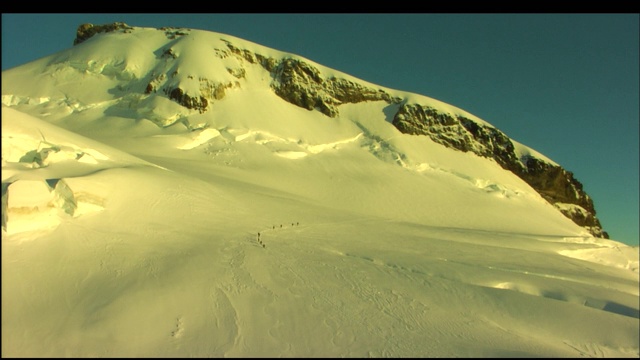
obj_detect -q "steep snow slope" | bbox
[2,24,637,357]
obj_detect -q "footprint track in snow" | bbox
[171,316,185,338]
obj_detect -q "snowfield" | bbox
[2,25,638,357]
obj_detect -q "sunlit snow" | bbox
[1,25,638,358]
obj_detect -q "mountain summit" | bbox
[53,22,607,238]
[3,23,635,358]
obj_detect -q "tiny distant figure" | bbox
[297,222,299,226]
[262,244,266,248]
[292,223,294,226]
[280,224,282,228]
[273,225,275,229]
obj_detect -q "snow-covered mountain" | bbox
[3,22,607,238]
[1,23,638,357]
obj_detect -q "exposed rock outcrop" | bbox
[165,87,208,113]
[143,43,240,117]
[270,58,401,117]
[392,103,608,238]
[139,37,398,121]
[221,40,279,71]
[514,157,607,237]
[74,22,133,45]
[222,41,401,117]
[159,27,190,39]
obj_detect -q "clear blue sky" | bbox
[2,13,638,246]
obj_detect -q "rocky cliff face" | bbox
[392,104,608,239]
[222,40,401,118]
[74,22,134,45]
[258,54,608,238]
[515,157,606,238]
[71,23,607,238]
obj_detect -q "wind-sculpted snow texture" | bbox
[2,23,636,358]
